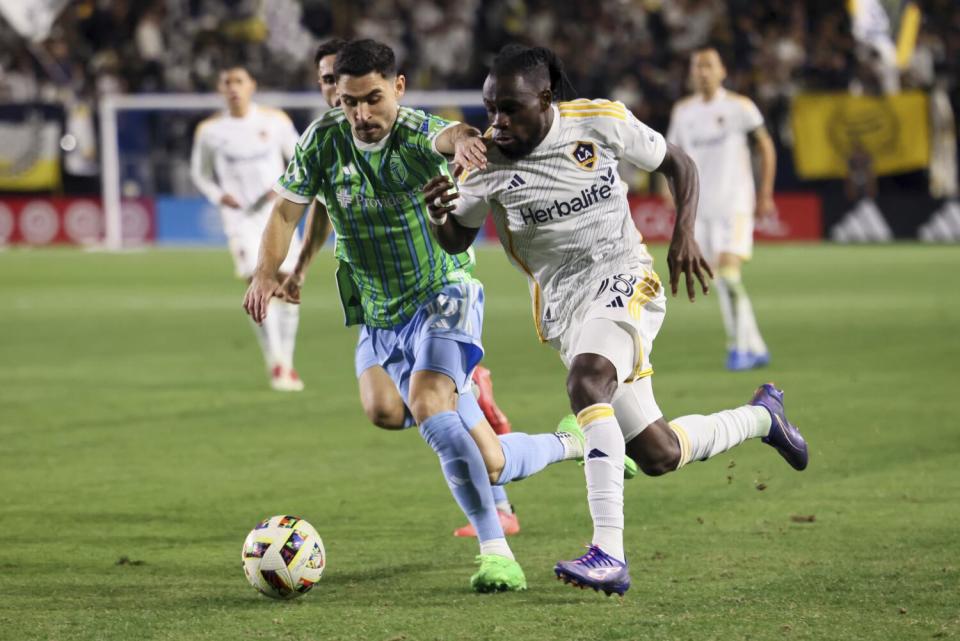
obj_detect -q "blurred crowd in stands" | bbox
[0,0,958,193]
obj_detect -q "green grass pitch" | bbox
[1,244,958,641]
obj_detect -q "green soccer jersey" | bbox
[276,106,476,328]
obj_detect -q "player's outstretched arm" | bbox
[277,201,334,304]
[657,142,713,302]
[244,198,307,323]
[434,124,488,172]
[423,174,481,254]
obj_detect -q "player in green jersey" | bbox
[243,39,585,592]
[274,39,529,539]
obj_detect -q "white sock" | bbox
[495,500,513,514]
[578,404,625,561]
[479,537,514,560]
[721,272,767,354]
[248,315,279,372]
[714,277,737,350]
[272,300,300,371]
[259,302,284,371]
[669,405,771,467]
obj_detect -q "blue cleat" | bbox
[750,383,808,471]
[750,351,771,368]
[726,349,755,371]
[554,545,631,597]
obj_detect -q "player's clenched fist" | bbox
[422,175,460,226]
[243,273,282,324]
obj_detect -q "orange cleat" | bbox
[472,366,511,434]
[453,509,521,538]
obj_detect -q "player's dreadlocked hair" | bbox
[490,44,577,101]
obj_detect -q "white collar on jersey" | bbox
[351,107,399,152]
[352,130,391,152]
[700,87,727,104]
[225,103,259,120]
[530,104,561,153]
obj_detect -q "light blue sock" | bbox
[402,407,416,429]
[419,411,504,542]
[496,432,565,484]
[490,484,510,511]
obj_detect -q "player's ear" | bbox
[539,89,553,111]
[394,74,406,99]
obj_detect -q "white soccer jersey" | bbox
[666,88,763,220]
[452,100,667,342]
[190,103,299,222]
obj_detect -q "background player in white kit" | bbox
[190,64,305,391]
[424,44,808,596]
[666,47,778,371]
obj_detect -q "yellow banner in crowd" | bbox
[0,119,62,191]
[791,92,929,179]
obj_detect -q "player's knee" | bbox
[636,446,680,477]
[566,357,618,413]
[408,392,455,425]
[627,422,681,476]
[363,403,404,430]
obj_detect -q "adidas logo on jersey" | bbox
[519,179,616,226]
[605,296,624,308]
[506,174,526,190]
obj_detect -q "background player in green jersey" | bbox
[243,39,584,592]
[275,39,526,539]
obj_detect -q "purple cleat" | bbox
[554,545,631,597]
[750,383,808,471]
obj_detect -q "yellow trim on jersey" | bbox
[559,99,624,110]
[559,108,627,121]
[668,422,691,468]
[576,404,615,427]
[500,219,546,343]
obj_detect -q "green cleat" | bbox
[559,413,640,480]
[556,414,585,457]
[470,555,528,593]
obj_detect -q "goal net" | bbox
[99,91,484,250]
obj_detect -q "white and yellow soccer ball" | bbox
[241,515,326,599]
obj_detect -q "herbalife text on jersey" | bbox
[520,183,614,226]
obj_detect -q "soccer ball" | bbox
[241,515,326,599]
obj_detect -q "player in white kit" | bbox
[190,64,305,391]
[666,47,778,371]
[424,45,808,596]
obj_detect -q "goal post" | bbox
[98,90,484,250]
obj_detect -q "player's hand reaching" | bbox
[453,134,488,172]
[243,273,282,324]
[423,175,460,225]
[276,271,304,304]
[667,233,713,302]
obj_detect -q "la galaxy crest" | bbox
[571,141,598,170]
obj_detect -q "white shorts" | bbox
[550,269,666,385]
[695,211,754,265]
[549,269,667,442]
[222,204,302,279]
